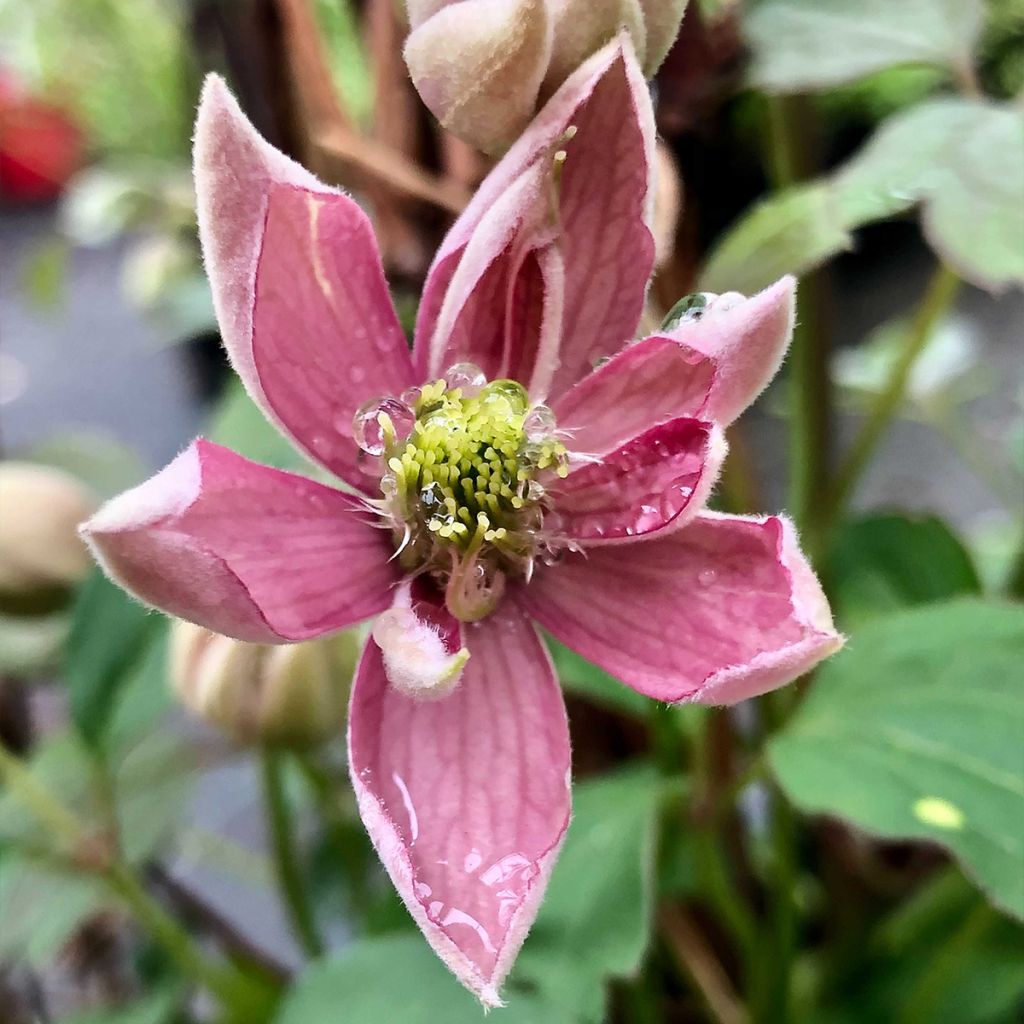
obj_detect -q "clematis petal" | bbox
[416,36,654,398]
[81,440,398,643]
[550,419,726,543]
[660,276,797,426]
[349,602,571,1006]
[193,76,414,491]
[519,511,843,703]
[553,335,715,458]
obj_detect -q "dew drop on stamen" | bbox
[352,396,415,455]
[443,362,487,397]
[523,405,556,442]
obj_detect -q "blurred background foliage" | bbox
[1,1,1022,1023]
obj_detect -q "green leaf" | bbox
[837,99,1024,291]
[699,181,852,294]
[829,514,981,627]
[115,731,193,865]
[547,636,648,717]
[512,766,664,1020]
[769,599,1024,919]
[0,854,108,966]
[104,624,174,754]
[275,933,573,1024]
[701,98,1024,294]
[0,734,94,850]
[208,380,307,471]
[809,871,1024,1024]
[0,730,190,867]
[745,0,984,92]
[65,568,158,748]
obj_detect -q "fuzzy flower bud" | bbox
[404,0,688,151]
[0,461,97,608]
[169,621,360,748]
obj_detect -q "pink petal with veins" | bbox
[545,35,654,398]
[252,184,415,489]
[518,511,842,703]
[661,276,797,426]
[553,335,715,458]
[194,77,413,491]
[415,36,654,397]
[349,602,571,1006]
[551,418,725,543]
[81,440,397,643]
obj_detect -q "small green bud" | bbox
[169,621,360,748]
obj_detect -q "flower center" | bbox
[354,364,568,620]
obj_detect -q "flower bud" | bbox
[169,621,360,748]
[404,0,688,151]
[0,461,97,609]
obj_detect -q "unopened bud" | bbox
[0,461,97,610]
[404,0,688,151]
[169,621,360,748]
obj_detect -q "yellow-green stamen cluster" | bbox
[357,368,569,618]
[386,378,566,557]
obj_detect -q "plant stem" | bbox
[296,753,374,924]
[0,742,267,1021]
[660,906,747,1024]
[823,263,961,534]
[763,95,831,537]
[751,695,800,1024]
[105,863,269,1019]
[692,715,758,970]
[260,749,324,958]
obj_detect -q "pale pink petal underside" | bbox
[349,603,571,1006]
[519,511,842,703]
[662,276,797,426]
[550,419,726,544]
[193,76,413,491]
[81,440,397,643]
[553,335,715,458]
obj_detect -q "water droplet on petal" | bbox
[444,362,486,396]
[698,568,717,586]
[400,385,422,409]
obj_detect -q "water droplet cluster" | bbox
[354,364,569,619]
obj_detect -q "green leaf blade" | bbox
[769,599,1024,920]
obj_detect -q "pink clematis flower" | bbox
[82,38,841,1006]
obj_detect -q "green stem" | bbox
[752,694,799,1024]
[764,95,831,537]
[0,742,266,1020]
[692,715,758,971]
[823,263,961,534]
[296,754,374,924]
[261,749,324,958]
[105,864,269,1019]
